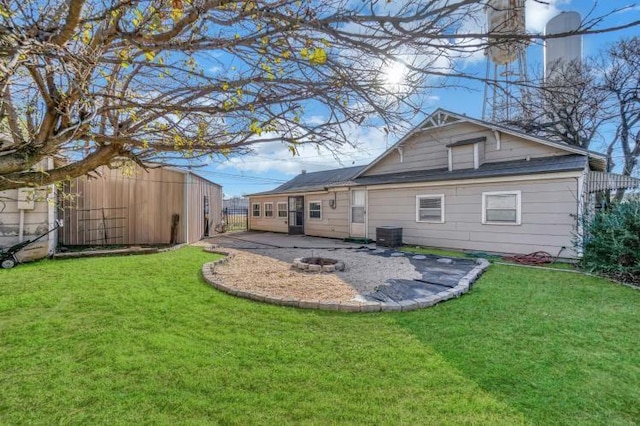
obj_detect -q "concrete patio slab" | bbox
[205,231,365,249]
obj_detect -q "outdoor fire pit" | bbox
[292,257,345,272]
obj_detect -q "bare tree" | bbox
[502,60,608,150]
[1,0,638,191]
[602,37,640,200]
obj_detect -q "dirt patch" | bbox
[211,249,358,302]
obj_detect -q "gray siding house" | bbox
[248,109,639,257]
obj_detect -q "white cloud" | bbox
[526,0,570,33]
[215,124,391,176]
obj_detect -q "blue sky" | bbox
[195,0,640,198]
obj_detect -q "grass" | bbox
[1,247,638,424]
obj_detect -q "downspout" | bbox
[184,172,190,244]
[575,165,588,257]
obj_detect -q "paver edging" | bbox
[200,245,489,313]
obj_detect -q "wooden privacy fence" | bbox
[586,172,640,193]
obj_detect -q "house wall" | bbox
[451,145,474,171]
[249,191,350,239]
[362,122,570,176]
[60,166,187,245]
[185,173,223,243]
[366,175,581,257]
[0,187,51,248]
[303,191,350,239]
[484,131,568,163]
[249,195,289,233]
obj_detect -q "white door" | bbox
[350,190,366,238]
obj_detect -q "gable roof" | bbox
[355,108,607,177]
[249,164,366,196]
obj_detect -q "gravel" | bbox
[247,247,422,294]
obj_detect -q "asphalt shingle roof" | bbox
[249,155,587,196]
[250,165,366,196]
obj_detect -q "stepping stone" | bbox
[390,252,405,257]
[412,255,427,260]
[437,258,453,264]
[373,249,386,254]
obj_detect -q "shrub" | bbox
[581,198,640,282]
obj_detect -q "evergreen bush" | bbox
[581,198,640,282]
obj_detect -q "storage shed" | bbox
[59,165,222,246]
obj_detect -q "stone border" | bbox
[292,257,345,273]
[159,243,189,252]
[200,246,490,313]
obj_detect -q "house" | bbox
[0,159,57,259]
[59,165,222,246]
[248,109,640,257]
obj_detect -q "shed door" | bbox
[350,190,366,238]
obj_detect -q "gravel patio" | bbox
[202,232,488,310]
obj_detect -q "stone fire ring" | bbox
[292,257,345,273]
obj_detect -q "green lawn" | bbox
[1,248,638,425]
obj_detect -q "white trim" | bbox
[276,201,287,218]
[493,130,501,150]
[263,202,274,218]
[251,202,261,218]
[365,190,369,239]
[473,143,479,169]
[416,194,445,223]
[447,148,452,172]
[482,190,522,225]
[308,200,322,220]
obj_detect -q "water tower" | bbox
[544,12,582,81]
[482,0,528,122]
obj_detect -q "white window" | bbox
[308,201,322,220]
[482,191,521,225]
[252,202,261,217]
[416,194,445,223]
[277,202,287,218]
[264,202,273,218]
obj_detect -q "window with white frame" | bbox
[277,202,287,218]
[308,201,322,219]
[416,194,445,223]
[264,202,274,218]
[252,202,261,217]
[482,191,521,225]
